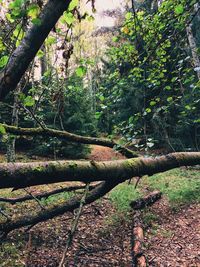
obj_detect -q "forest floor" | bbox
[0,146,199,267]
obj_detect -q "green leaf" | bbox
[0,38,6,52]
[167,97,173,102]
[75,66,86,77]
[68,0,79,11]
[27,4,40,19]
[37,50,44,58]
[86,15,94,22]
[31,18,41,25]
[0,124,6,135]
[5,13,15,23]
[45,36,56,45]
[43,70,51,77]
[112,36,118,42]
[0,56,9,68]
[185,105,191,110]
[95,112,101,119]
[150,101,156,106]
[165,86,171,90]
[99,95,105,101]
[175,5,184,15]
[145,108,151,113]
[9,0,24,9]
[125,12,132,20]
[61,12,75,25]
[24,96,35,107]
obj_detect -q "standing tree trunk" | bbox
[186,24,200,80]
[40,44,48,78]
[6,88,20,162]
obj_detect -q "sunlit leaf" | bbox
[75,66,86,77]
[24,96,35,107]
[68,0,79,11]
[0,56,9,68]
[175,5,184,14]
[0,124,6,135]
[45,36,56,45]
[27,4,40,19]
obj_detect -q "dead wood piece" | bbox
[132,226,147,267]
[130,191,162,210]
[1,123,138,158]
[0,184,97,204]
[0,180,118,237]
[137,256,147,267]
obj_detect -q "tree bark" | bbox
[1,123,138,158]
[0,180,117,236]
[130,191,162,210]
[0,152,199,189]
[186,23,200,80]
[0,184,98,204]
[0,0,72,100]
[6,87,20,162]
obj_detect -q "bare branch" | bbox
[0,184,98,204]
[0,180,118,236]
[1,123,138,158]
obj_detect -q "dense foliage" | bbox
[0,0,199,159]
[95,0,200,151]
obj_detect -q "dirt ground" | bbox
[1,146,200,266]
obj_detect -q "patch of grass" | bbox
[142,168,200,206]
[159,228,173,238]
[0,240,25,267]
[109,182,141,213]
[142,211,159,227]
[40,191,74,206]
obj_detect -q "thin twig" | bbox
[0,184,98,204]
[59,183,90,267]
[23,189,45,210]
[0,208,11,221]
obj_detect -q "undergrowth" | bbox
[142,168,200,206]
[109,181,141,213]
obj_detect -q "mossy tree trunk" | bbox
[0,152,199,189]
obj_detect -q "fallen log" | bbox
[130,191,162,210]
[0,152,199,189]
[0,184,98,204]
[132,226,147,267]
[131,191,162,266]
[0,180,118,237]
[1,123,138,158]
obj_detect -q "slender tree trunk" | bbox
[40,44,47,77]
[6,88,20,162]
[186,24,200,80]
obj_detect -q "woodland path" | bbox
[1,146,199,266]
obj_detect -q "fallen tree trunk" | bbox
[0,184,98,204]
[0,180,117,237]
[1,123,138,158]
[130,191,162,210]
[132,225,147,267]
[0,0,72,100]
[0,152,199,189]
